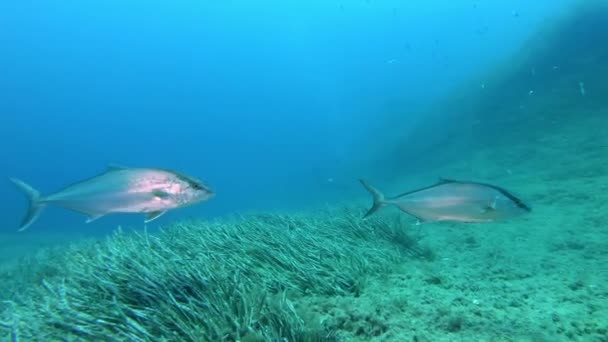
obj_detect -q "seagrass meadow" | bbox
[0,209,436,341]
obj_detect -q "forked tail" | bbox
[9,178,45,231]
[359,179,387,218]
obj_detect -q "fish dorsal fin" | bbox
[145,211,166,223]
[107,164,130,171]
[437,177,455,184]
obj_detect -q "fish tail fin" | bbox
[9,178,46,231]
[359,179,388,218]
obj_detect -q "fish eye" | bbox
[190,181,213,194]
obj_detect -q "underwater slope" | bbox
[376,1,608,181]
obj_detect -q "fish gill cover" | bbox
[1,1,608,342]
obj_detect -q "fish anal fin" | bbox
[86,214,105,223]
[145,211,166,223]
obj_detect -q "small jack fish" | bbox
[10,165,214,231]
[360,178,530,223]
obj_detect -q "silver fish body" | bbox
[10,165,214,231]
[360,178,530,223]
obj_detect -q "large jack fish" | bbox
[360,178,530,223]
[10,165,214,231]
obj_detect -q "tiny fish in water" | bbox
[10,165,214,231]
[360,178,530,223]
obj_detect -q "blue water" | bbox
[0,0,576,235]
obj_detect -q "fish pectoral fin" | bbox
[145,211,166,223]
[481,205,496,213]
[86,214,105,223]
[481,197,499,213]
